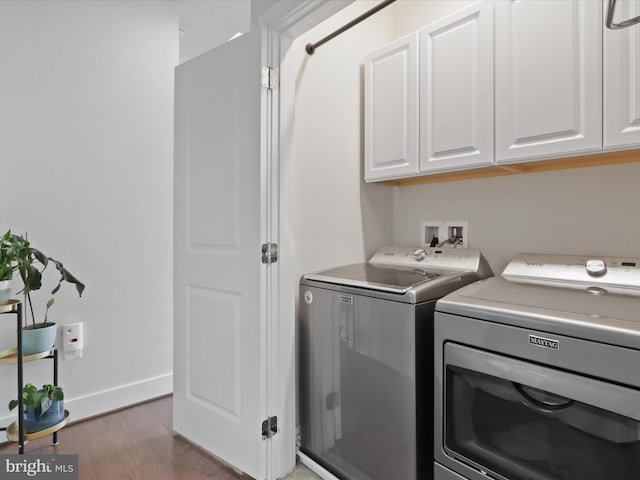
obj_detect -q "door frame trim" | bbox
[224,2,353,479]
[256,2,354,479]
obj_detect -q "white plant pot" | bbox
[0,279,12,304]
[22,322,57,356]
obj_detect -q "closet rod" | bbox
[305,0,396,55]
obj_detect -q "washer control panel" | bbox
[370,245,485,271]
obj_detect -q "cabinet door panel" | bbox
[495,0,602,163]
[364,33,418,181]
[420,1,493,172]
[604,0,640,148]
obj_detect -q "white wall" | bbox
[250,0,280,28]
[176,0,309,65]
[0,1,177,426]
[393,163,640,273]
[289,0,480,280]
[392,0,475,37]
[177,0,250,64]
[290,1,396,282]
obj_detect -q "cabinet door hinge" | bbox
[261,242,278,264]
[261,416,278,439]
[262,66,279,90]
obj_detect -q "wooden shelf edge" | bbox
[380,148,640,186]
[6,410,69,442]
[0,299,20,314]
[0,347,53,364]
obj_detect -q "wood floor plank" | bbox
[0,396,249,480]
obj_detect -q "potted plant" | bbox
[0,230,21,304]
[9,383,64,433]
[0,230,49,305]
[3,231,85,355]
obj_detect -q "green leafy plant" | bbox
[9,383,64,416]
[0,230,21,281]
[0,229,85,327]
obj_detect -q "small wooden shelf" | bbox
[0,347,53,365]
[0,299,20,314]
[6,410,70,442]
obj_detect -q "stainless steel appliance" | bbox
[434,253,640,480]
[299,246,493,480]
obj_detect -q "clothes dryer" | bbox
[434,253,640,480]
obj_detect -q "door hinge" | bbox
[261,416,278,439]
[261,242,278,264]
[325,391,341,411]
[262,66,278,90]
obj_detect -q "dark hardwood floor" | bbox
[0,395,250,480]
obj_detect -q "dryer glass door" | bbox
[442,343,640,480]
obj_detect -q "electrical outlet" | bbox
[443,221,468,248]
[63,322,83,360]
[420,221,443,247]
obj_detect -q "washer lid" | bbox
[303,263,444,294]
[301,246,494,302]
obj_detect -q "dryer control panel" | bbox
[503,253,640,293]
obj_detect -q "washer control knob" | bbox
[586,259,607,276]
[413,249,427,261]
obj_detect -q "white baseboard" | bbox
[297,451,340,480]
[0,373,173,427]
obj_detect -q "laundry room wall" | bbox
[289,0,483,280]
[392,0,475,35]
[290,1,397,281]
[177,0,250,63]
[0,1,177,425]
[392,163,640,273]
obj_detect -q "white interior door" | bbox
[173,28,271,479]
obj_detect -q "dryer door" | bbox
[441,343,640,480]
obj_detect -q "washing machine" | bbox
[298,245,493,480]
[434,253,640,480]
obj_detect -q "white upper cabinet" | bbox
[363,0,640,183]
[419,1,494,173]
[494,0,602,164]
[364,33,419,182]
[604,0,640,149]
